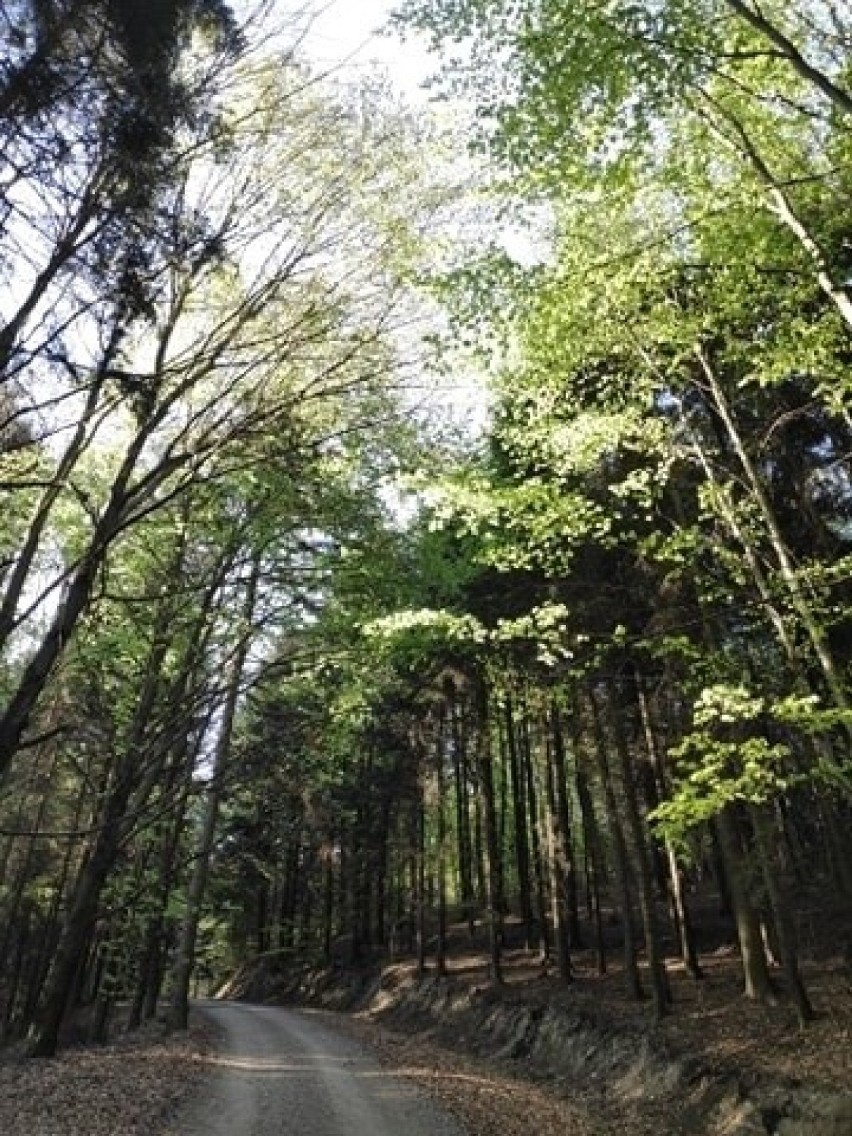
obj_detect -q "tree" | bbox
[0,44,429,781]
[1,9,457,1052]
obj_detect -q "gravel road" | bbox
[179,1000,466,1136]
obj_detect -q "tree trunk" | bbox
[435,710,448,976]
[27,757,139,1056]
[576,764,607,975]
[520,697,551,962]
[505,693,536,949]
[416,790,427,977]
[588,688,643,1001]
[322,848,334,964]
[475,680,504,984]
[450,698,475,934]
[543,715,572,981]
[167,555,261,1032]
[0,421,157,779]
[750,805,814,1025]
[696,346,850,727]
[715,808,777,1004]
[604,682,671,1017]
[550,703,582,948]
[724,0,852,116]
[635,674,702,980]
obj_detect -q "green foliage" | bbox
[650,684,833,840]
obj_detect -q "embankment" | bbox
[222,962,852,1136]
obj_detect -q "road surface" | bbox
[178,1000,466,1136]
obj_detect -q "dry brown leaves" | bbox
[323,940,852,1136]
[326,1010,616,1136]
[0,1021,208,1136]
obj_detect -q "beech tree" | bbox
[0,2,453,1052]
[7,0,852,1061]
[186,0,852,1030]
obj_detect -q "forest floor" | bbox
[1,900,850,1136]
[259,896,852,1135]
[0,1001,609,1136]
[325,1007,613,1136]
[293,944,852,1136]
[422,934,852,1093]
[0,1018,212,1136]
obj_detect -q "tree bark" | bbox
[543,711,572,980]
[474,679,504,984]
[635,673,702,980]
[167,554,261,1032]
[715,808,777,1004]
[576,763,607,975]
[604,682,671,1017]
[750,805,814,1025]
[588,687,644,1001]
[505,692,536,949]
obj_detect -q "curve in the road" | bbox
[178,1000,466,1136]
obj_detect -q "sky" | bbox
[299,0,437,102]
[252,0,496,442]
[294,0,495,438]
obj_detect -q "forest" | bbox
[1,0,852,1069]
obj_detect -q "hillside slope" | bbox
[226,930,852,1136]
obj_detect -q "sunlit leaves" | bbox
[650,683,848,839]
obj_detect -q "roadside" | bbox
[2,936,850,1136]
[0,997,661,1136]
[0,1002,603,1136]
[0,1018,210,1136]
[325,1008,631,1136]
[242,942,852,1136]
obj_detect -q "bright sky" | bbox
[270,0,493,440]
[299,0,436,101]
[293,0,494,439]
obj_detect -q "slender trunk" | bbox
[505,693,536,949]
[576,765,607,974]
[605,683,671,1016]
[677,403,796,659]
[2,907,30,1037]
[416,791,427,977]
[0,744,61,975]
[475,680,504,984]
[129,747,195,1029]
[750,805,814,1025]
[0,188,100,373]
[724,0,852,117]
[91,943,118,1045]
[550,704,582,947]
[18,766,92,1036]
[696,94,852,340]
[588,689,643,1000]
[543,715,572,980]
[0,379,104,649]
[520,699,551,961]
[435,711,448,976]
[472,774,487,913]
[635,675,702,980]
[167,555,261,1032]
[375,800,391,951]
[697,346,850,721]
[715,808,777,1004]
[0,422,153,778]
[322,849,334,964]
[450,700,474,933]
[27,758,139,1056]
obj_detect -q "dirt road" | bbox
[179,1000,466,1136]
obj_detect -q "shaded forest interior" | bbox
[1,0,852,1086]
